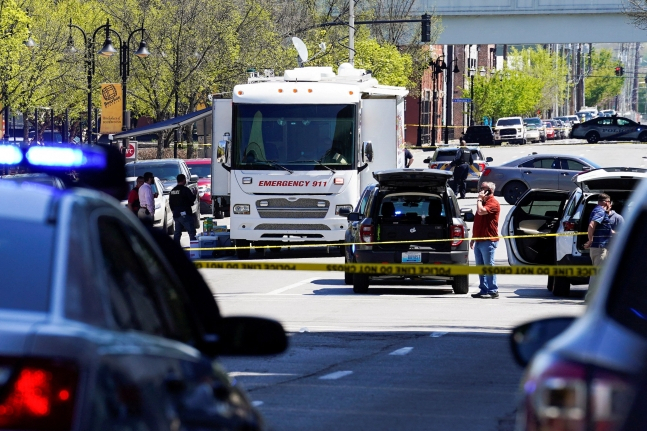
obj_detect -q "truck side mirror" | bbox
[486,157,493,162]
[362,141,374,162]
[347,212,362,221]
[423,157,431,164]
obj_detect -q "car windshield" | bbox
[188,164,211,178]
[497,119,521,126]
[524,118,542,126]
[233,103,356,171]
[526,125,537,130]
[0,218,54,312]
[126,163,180,181]
[1,175,59,187]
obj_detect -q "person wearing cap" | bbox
[169,173,197,244]
[137,172,155,224]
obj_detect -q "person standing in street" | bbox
[404,148,414,168]
[584,193,614,300]
[169,173,197,244]
[127,176,144,215]
[607,199,624,232]
[471,181,500,299]
[450,139,473,199]
[138,172,155,225]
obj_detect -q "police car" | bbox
[423,146,493,192]
[571,115,647,143]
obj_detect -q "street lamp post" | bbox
[430,56,447,147]
[66,19,149,144]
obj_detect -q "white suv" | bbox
[493,116,526,145]
[502,167,647,296]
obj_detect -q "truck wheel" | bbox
[452,275,469,294]
[235,240,251,260]
[502,181,527,205]
[353,274,369,293]
[586,131,600,144]
[552,277,571,297]
[639,131,647,143]
[213,201,224,219]
[547,276,554,291]
[344,255,354,285]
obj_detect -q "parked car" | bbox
[0,157,288,431]
[566,115,581,125]
[542,121,556,140]
[423,146,493,192]
[186,158,213,215]
[122,176,174,234]
[125,159,200,223]
[508,175,647,430]
[575,111,595,123]
[525,124,541,143]
[571,115,647,143]
[493,116,526,145]
[551,118,570,139]
[461,125,495,146]
[341,169,473,293]
[502,167,647,296]
[523,117,547,142]
[479,153,600,205]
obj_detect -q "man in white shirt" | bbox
[138,171,155,224]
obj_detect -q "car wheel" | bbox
[502,181,528,205]
[522,139,527,145]
[213,201,224,219]
[353,274,369,293]
[344,255,353,285]
[639,131,647,143]
[552,276,571,297]
[586,131,600,144]
[235,240,251,259]
[541,135,546,143]
[547,276,554,291]
[452,275,469,294]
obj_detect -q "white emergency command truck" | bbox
[211,63,408,259]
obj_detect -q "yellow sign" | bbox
[100,83,123,134]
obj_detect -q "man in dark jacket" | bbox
[169,173,197,244]
[450,139,473,199]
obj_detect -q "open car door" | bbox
[503,189,569,266]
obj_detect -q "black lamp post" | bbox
[66,19,149,144]
[430,56,447,147]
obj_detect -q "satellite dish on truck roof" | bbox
[292,37,309,67]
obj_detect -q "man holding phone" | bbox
[470,181,501,299]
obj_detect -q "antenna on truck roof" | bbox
[292,37,309,67]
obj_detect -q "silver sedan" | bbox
[571,115,647,143]
[478,153,600,204]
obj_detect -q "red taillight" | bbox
[563,221,576,231]
[430,164,438,169]
[0,360,78,430]
[482,168,491,176]
[523,356,633,431]
[478,163,486,172]
[450,224,464,246]
[360,225,374,243]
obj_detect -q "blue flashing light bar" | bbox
[25,146,107,170]
[0,145,24,165]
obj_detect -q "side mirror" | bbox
[423,157,431,164]
[460,208,474,222]
[338,207,351,217]
[190,174,199,183]
[485,157,493,162]
[582,166,592,171]
[510,317,575,367]
[363,141,374,162]
[347,212,362,222]
[202,316,288,357]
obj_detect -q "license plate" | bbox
[402,252,421,263]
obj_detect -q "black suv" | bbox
[342,170,473,294]
[462,125,495,146]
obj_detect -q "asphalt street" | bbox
[186,141,639,431]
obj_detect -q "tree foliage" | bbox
[584,48,624,107]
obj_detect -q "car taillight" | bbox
[450,224,464,246]
[482,168,491,176]
[523,356,633,431]
[0,359,78,430]
[563,221,576,231]
[477,163,486,172]
[360,225,374,243]
[430,164,438,169]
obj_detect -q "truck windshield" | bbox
[233,104,356,171]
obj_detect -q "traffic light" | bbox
[615,66,624,76]
[421,14,431,43]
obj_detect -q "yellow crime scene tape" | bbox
[186,231,588,251]
[193,261,598,277]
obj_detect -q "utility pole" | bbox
[633,42,641,113]
[349,0,354,64]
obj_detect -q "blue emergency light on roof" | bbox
[25,145,107,169]
[0,145,24,165]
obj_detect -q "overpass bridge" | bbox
[414,0,647,44]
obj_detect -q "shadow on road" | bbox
[310,278,455,296]
[511,287,587,300]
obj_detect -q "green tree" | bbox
[585,48,624,107]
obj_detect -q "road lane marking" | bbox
[430,332,448,337]
[266,277,317,295]
[389,347,413,356]
[229,372,298,377]
[319,371,353,380]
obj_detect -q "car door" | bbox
[153,177,167,225]
[519,157,561,190]
[502,189,569,265]
[348,186,373,249]
[556,158,590,190]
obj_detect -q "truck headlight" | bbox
[233,204,250,214]
[336,205,353,215]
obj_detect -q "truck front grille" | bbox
[256,198,330,219]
